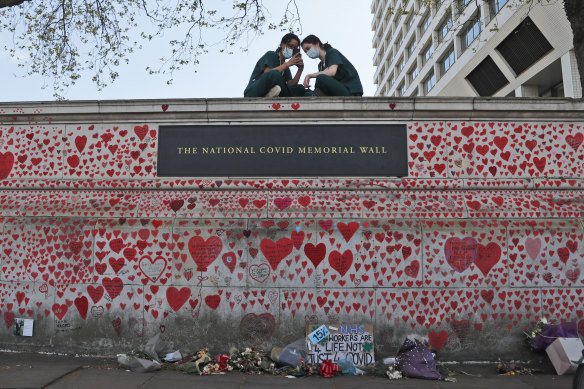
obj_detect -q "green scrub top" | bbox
[246,51,292,88]
[318,48,363,95]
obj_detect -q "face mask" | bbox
[282,47,293,59]
[307,47,320,59]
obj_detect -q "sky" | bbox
[0,0,376,102]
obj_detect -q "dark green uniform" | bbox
[316,48,363,96]
[244,51,307,97]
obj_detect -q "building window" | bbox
[422,43,434,65]
[496,17,553,75]
[407,14,415,29]
[437,13,453,42]
[458,0,472,10]
[421,13,432,34]
[409,66,419,83]
[489,0,508,17]
[407,39,417,57]
[461,17,481,51]
[397,83,406,96]
[423,72,436,94]
[388,75,395,88]
[396,58,404,73]
[396,34,403,49]
[466,56,509,96]
[439,46,455,75]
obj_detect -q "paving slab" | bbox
[45,367,154,389]
[0,361,81,389]
[142,371,246,389]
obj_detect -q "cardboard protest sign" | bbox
[306,324,374,367]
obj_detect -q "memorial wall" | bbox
[0,97,582,360]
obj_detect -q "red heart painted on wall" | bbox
[444,237,478,272]
[260,238,293,270]
[166,287,190,312]
[188,236,223,272]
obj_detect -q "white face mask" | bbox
[282,47,294,59]
[307,47,320,59]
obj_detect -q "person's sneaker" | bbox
[314,87,327,97]
[264,85,281,98]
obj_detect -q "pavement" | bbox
[0,352,574,389]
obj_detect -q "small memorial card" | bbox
[306,323,374,367]
[14,318,33,337]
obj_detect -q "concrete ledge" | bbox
[1,98,583,124]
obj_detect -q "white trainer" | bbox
[264,85,281,98]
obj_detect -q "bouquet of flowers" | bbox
[523,317,548,349]
[227,347,275,374]
[523,317,578,351]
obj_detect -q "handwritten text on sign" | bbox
[306,324,375,367]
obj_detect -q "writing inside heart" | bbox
[139,255,167,282]
[188,236,223,272]
[260,238,293,270]
[329,250,353,277]
[0,151,15,180]
[239,313,275,345]
[444,237,478,272]
[249,263,270,283]
[474,243,501,276]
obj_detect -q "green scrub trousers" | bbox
[244,70,307,97]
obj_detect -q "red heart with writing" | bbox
[329,250,353,277]
[205,294,221,310]
[260,238,293,270]
[475,243,501,276]
[188,236,223,272]
[337,222,359,242]
[444,237,478,272]
[0,151,15,179]
[102,277,123,299]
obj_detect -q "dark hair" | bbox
[276,33,300,53]
[301,34,333,51]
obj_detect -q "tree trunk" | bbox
[564,0,584,96]
[0,0,29,9]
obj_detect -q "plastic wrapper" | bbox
[395,338,444,380]
[117,354,161,373]
[531,321,579,351]
[163,350,182,362]
[142,333,169,362]
[270,338,307,367]
[336,358,364,375]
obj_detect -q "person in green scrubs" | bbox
[244,33,309,97]
[300,35,363,96]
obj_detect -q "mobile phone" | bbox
[293,48,300,56]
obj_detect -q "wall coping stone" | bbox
[1,97,583,124]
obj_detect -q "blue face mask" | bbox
[307,47,320,59]
[282,47,294,59]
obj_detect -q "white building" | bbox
[371,0,582,98]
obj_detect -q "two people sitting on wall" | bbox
[244,33,363,98]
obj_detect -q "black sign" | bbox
[157,124,408,177]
